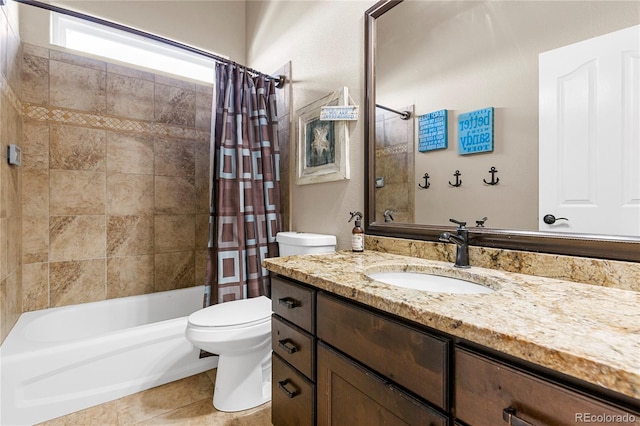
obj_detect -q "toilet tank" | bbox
[276,232,337,257]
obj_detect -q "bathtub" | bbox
[0,286,218,426]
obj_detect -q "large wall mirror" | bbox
[364,0,640,262]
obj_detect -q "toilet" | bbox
[185,232,336,412]
[276,231,338,256]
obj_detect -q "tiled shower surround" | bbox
[20,43,214,311]
[0,1,23,342]
[374,106,414,224]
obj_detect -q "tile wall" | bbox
[20,43,214,312]
[0,0,23,343]
[374,106,414,223]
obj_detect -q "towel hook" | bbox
[418,173,430,189]
[449,170,462,187]
[483,166,499,185]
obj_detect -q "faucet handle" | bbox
[449,218,467,228]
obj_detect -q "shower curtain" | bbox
[204,63,282,307]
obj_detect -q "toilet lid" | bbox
[188,296,271,328]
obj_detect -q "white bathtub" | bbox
[0,286,218,426]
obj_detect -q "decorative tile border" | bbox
[23,103,211,141]
[376,143,408,157]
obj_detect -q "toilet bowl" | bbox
[185,296,272,412]
[186,232,336,412]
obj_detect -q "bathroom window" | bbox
[50,13,218,83]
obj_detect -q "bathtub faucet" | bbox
[439,219,470,268]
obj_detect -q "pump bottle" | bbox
[348,211,364,252]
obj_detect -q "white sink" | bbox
[367,271,494,294]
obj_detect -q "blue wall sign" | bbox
[458,107,494,155]
[418,109,448,152]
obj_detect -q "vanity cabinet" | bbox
[317,342,448,426]
[316,292,449,412]
[455,348,640,426]
[271,276,317,426]
[270,274,639,426]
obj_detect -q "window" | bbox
[51,13,218,83]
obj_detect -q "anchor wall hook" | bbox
[418,173,430,189]
[483,166,499,185]
[449,170,462,187]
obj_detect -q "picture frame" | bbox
[295,87,350,185]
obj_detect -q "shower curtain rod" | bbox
[376,104,411,120]
[15,0,286,88]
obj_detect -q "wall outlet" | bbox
[8,144,22,166]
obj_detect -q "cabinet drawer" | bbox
[317,342,448,426]
[272,353,315,426]
[455,348,640,426]
[272,315,315,380]
[317,292,449,410]
[271,275,315,333]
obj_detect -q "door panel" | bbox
[539,25,640,236]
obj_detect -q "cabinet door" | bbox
[455,348,640,426]
[317,292,449,410]
[272,353,315,426]
[317,342,448,426]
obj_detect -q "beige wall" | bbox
[19,0,246,62]
[1,0,23,343]
[246,1,370,250]
[376,1,640,231]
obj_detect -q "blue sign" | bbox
[458,107,494,155]
[418,109,448,152]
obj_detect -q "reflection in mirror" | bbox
[375,0,639,236]
[364,0,640,261]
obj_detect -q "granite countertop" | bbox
[263,250,640,400]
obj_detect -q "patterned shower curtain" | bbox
[204,63,281,307]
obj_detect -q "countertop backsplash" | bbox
[365,235,640,292]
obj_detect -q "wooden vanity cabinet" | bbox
[317,292,449,411]
[455,347,640,426]
[271,276,317,426]
[317,342,448,426]
[270,274,639,426]
[273,354,315,426]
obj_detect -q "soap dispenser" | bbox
[348,211,364,252]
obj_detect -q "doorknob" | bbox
[543,214,569,225]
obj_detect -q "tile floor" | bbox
[37,370,272,425]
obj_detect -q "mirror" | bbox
[364,0,640,262]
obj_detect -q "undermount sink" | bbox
[366,271,495,294]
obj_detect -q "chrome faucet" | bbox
[383,209,394,222]
[439,219,470,268]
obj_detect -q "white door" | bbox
[539,25,640,236]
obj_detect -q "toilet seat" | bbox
[187,296,271,329]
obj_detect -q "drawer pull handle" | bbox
[278,338,299,354]
[278,297,300,309]
[278,379,299,398]
[503,408,535,426]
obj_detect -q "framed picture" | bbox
[295,87,350,185]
